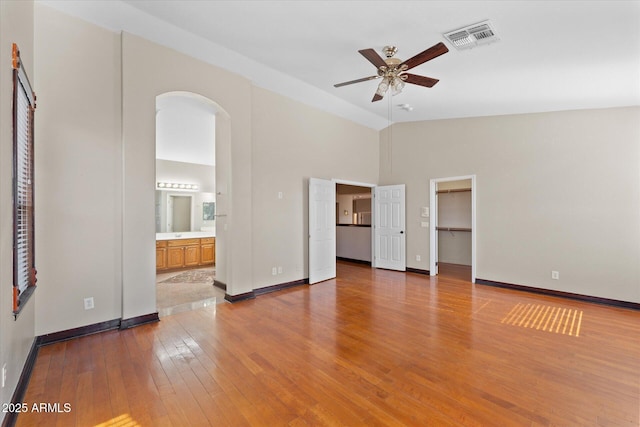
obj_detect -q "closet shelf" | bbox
[436,188,471,194]
[436,227,472,232]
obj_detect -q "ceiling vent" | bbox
[443,20,499,50]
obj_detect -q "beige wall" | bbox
[156,159,215,194]
[34,4,122,335]
[0,0,35,417]
[121,33,253,305]
[251,87,378,287]
[380,107,640,303]
[31,5,377,324]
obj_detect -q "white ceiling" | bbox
[42,1,640,130]
[156,92,216,166]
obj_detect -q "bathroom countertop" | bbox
[156,231,216,241]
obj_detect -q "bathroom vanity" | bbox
[156,232,215,271]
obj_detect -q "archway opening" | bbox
[154,91,227,316]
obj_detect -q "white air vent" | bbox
[444,20,499,50]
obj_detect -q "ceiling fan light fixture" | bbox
[376,80,389,96]
[391,77,405,95]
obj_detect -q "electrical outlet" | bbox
[271,267,277,276]
[277,266,283,274]
[2,363,7,388]
[551,271,560,280]
[84,297,94,310]
[416,255,421,261]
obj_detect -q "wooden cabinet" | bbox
[200,237,215,265]
[156,237,215,272]
[167,246,185,269]
[185,245,200,267]
[156,241,167,270]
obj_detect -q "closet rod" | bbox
[435,227,472,232]
[436,188,471,194]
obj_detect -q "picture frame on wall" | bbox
[203,202,215,220]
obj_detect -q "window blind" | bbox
[12,42,37,315]
[15,84,33,295]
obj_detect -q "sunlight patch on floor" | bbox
[94,413,140,427]
[501,303,583,337]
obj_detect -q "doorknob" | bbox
[400,231,404,234]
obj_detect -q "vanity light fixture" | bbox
[156,181,199,191]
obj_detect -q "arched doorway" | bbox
[154,91,229,316]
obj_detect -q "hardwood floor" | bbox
[16,261,640,426]
[436,262,471,281]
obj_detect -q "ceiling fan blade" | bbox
[372,93,384,102]
[334,75,380,88]
[398,42,449,71]
[403,73,440,88]
[359,48,388,69]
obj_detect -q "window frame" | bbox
[12,43,37,317]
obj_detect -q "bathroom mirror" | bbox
[155,191,215,233]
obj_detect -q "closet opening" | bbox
[430,175,476,283]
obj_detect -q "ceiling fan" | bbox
[334,42,449,102]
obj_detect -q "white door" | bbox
[374,185,406,271]
[309,178,336,284]
[432,187,439,275]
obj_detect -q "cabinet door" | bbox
[167,247,185,269]
[185,245,200,267]
[201,244,214,265]
[156,247,167,270]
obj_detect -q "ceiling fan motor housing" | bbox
[383,45,398,58]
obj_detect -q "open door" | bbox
[309,178,336,284]
[430,180,439,276]
[374,185,406,271]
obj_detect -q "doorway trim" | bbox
[429,175,476,283]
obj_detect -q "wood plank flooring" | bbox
[16,261,640,426]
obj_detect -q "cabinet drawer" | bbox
[156,240,167,248]
[201,237,215,244]
[168,238,200,247]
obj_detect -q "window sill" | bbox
[13,286,36,319]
